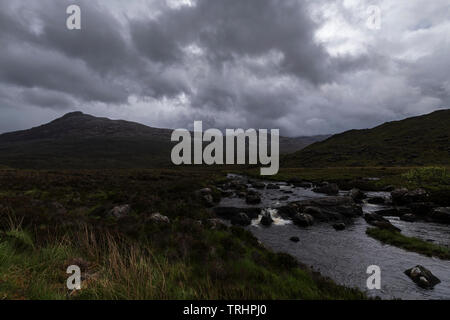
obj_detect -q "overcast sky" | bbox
[0,0,449,136]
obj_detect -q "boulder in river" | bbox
[290,236,300,243]
[266,183,280,190]
[260,211,274,226]
[214,207,261,220]
[313,183,339,195]
[364,213,401,232]
[391,188,428,205]
[408,202,435,216]
[246,194,262,205]
[293,213,314,227]
[231,212,251,226]
[404,265,441,289]
[333,223,346,231]
[367,197,386,204]
[400,213,417,222]
[430,207,450,224]
[252,182,266,189]
[350,188,366,202]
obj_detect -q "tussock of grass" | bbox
[366,227,450,260]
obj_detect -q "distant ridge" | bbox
[283,109,450,167]
[0,111,326,169]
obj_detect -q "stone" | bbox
[404,265,441,289]
[150,213,170,224]
[108,204,130,219]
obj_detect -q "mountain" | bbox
[283,109,450,167]
[0,111,325,169]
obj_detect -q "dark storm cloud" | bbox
[0,0,448,135]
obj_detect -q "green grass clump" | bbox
[366,227,450,260]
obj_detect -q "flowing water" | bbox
[219,175,450,300]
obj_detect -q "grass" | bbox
[0,168,366,300]
[366,227,450,260]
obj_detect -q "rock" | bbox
[293,213,314,227]
[202,194,215,207]
[374,208,401,217]
[266,183,280,190]
[350,189,366,202]
[298,182,313,188]
[150,213,170,224]
[279,196,290,201]
[199,188,212,195]
[404,265,441,289]
[400,213,417,222]
[383,185,396,192]
[260,211,273,226]
[277,205,298,219]
[207,218,228,230]
[364,213,401,232]
[246,194,262,205]
[391,188,428,205]
[282,190,294,194]
[333,223,346,231]
[231,212,251,226]
[313,183,339,195]
[430,207,450,224]
[391,188,409,204]
[252,182,266,189]
[290,236,300,243]
[108,205,130,219]
[367,197,386,204]
[213,207,261,220]
[303,206,328,221]
[408,202,435,216]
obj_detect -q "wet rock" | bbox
[260,211,274,226]
[277,205,299,219]
[246,194,262,205]
[252,182,266,189]
[367,197,386,204]
[364,213,401,232]
[279,196,290,201]
[108,204,130,219]
[350,189,366,202]
[408,202,435,216]
[313,183,339,195]
[231,212,251,226]
[282,190,294,194]
[430,207,450,224]
[213,207,261,220]
[202,194,215,207]
[391,188,428,205]
[383,185,396,192]
[207,218,228,230]
[374,208,401,217]
[304,206,328,222]
[150,213,170,224]
[333,223,346,231]
[290,236,300,243]
[266,183,280,190]
[293,213,314,227]
[404,265,441,289]
[400,213,417,222]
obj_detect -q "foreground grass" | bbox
[0,168,366,300]
[366,228,450,260]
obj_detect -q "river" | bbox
[218,175,450,300]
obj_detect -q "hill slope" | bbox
[283,110,450,167]
[0,112,325,169]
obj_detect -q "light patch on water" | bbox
[251,208,292,227]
